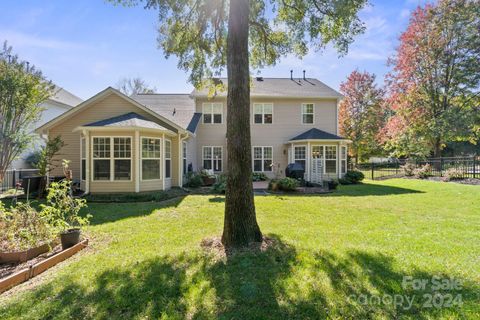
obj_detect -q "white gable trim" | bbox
[35,87,187,135]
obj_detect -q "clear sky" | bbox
[0,0,427,99]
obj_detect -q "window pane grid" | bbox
[253,103,273,124]
[203,146,222,171]
[253,146,272,172]
[141,137,161,180]
[203,103,222,124]
[302,103,314,124]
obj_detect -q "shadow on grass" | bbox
[85,196,186,225]
[2,235,477,319]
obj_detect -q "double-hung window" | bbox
[92,137,131,181]
[81,137,86,181]
[253,103,273,124]
[294,146,307,170]
[253,147,273,172]
[203,103,223,124]
[325,146,337,174]
[340,146,347,174]
[203,146,222,171]
[165,140,171,178]
[93,137,111,180]
[301,103,314,124]
[113,137,131,180]
[141,137,161,180]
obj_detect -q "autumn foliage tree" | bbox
[339,70,385,163]
[111,0,367,248]
[382,0,480,158]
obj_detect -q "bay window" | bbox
[92,137,131,181]
[113,137,131,180]
[183,141,187,175]
[141,137,161,180]
[253,146,273,172]
[325,146,337,174]
[81,137,86,181]
[294,146,306,170]
[93,137,111,180]
[341,146,347,174]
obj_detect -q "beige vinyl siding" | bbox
[194,97,338,177]
[48,93,176,180]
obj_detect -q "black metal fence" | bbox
[0,169,39,192]
[355,156,479,180]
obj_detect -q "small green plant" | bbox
[212,174,227,194]
[252,172,268,181]
[327,179,339,190]
[413,164,432,179]
[35,135,64,176]
[277,177,299,191]
[402,163,416,176]
[40,180,90,232]
[442,168,464,181]
[184,172,203,188]
[339,170,365,185]
[0,201,56,251]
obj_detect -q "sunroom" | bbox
[287,128,350,183]
[75,112,185,193]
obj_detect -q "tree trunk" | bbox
[221,0,262,248]
[433,138,442,158]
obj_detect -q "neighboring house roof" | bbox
[289,128,346,141]
[50,85,83,107]
[191,77,343,99]
[131,94,196,131]
[186,112,202,133]
[84,112,170,131]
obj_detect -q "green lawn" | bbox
[1,179,479,319]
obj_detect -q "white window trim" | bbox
[324,145,338,175]
[202,102,223,124]
[253,103,274,124]
[301,103,315,125]
[252,146,273,172]
[202,146,223,172]
[182,141,187,175]
[340,145,347,174]
[91,136,133,182]
[165,138,172,179]
[140,136,162,182]
[80,137,86,182]
[293,145,307,163]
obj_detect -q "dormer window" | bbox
[203,103,222,124]
[253,103,273,124]
[302,103,314,124]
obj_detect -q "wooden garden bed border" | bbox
[0,239,88,294]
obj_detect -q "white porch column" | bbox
[135,130,140,192]
[306,142,311,181]
[84,130,90,194]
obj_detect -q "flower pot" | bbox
[60,228,81,250]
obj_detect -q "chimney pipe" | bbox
[290,70,293,80]
[303,70,306,80]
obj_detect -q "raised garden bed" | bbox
[0,239,88,294]
[0,240,58,264]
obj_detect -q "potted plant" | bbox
[41,180,90,250]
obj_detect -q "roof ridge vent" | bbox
[256,77,264,81]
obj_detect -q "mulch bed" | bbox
[0,244,62,280]
[200,236,277,260]
[425,177,480,185]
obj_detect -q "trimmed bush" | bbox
[252,172,268,181]
[339,170,364,185]
[277,177,299,191]
[443,168,464,181]
[327,179,339,190]
[413,164,432,179]
[184,172,203,188]
[212,174,227,194]
[402,163,416,176]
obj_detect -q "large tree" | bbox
[0,42,53,182]
[339,70,385,163]
[116,77,156,96]
[382,0,480,158]
[112,0,367,247]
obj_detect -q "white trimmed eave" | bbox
[73,126,177,137]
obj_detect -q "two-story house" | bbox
[36,77,349,193]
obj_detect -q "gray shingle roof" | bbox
[50,86,83,107]
[192,78,342,98]
[131,94,195,130]
[186,113,202,133]
[289,128,345,141]
[85,112,169,131]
